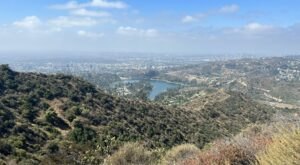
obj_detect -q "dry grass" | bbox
[104,142,155,165]
[103,121,300,165]
[182,141,258,165]
[161,144,200,165]
[178,124,274,165]
[183,123,300,165]
[256,128,300,165]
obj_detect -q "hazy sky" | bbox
[0,0,300,55]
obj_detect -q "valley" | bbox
[1,55,299,164]
[1,1,300,164]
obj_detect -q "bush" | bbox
[256,128,300,165]
[69,121,96,143]
[0,159,7,165]
[47,142,59,154]
[161,144,200,165]
[0,109,15,136]
[180,123,282,165]
[182,140,258,165]
[22,108,37,122]
[65,106,81,122]
[7,136,26,149]
[45,110,70,130]
[0,141,13,156]
[104,142,155,165]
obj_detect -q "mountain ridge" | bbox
[0,65,275,164]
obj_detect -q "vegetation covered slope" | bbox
[0,65,274,164]
[256,127,300,165]
[106,120,300,165]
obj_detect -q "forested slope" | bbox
[0,65,274,164]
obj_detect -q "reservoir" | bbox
[149,80,178,100]
[116,79,179,100]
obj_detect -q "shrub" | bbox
[7,136,26,149]
[69,121,96,143]
[22,108,37,122]
[45,110,70,130]
[104,142,155,165]
[181,141,257,165]
[0,141,13,156]
[65,106,81,122]
[0,159,7,165]
[47,142,59,154]
[161,144,200,165]
[256,128,300,165]
[0,109,15,136]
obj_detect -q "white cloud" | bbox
[244,22,273,32]
[181,4,238,24]
[219,4,240,13]
[90,0,127,9]
[2,23,300,54]
[71,9,110,17]
[117,26,158,37]
[13,16,42,29]
[49,27,63,32]
[223,22,275,37]
[181,14,206,24]
[182,15,198,23]
[48,16,98,27]
[77,30,104,38]
[50,1,81,10]
[51,0,127,10]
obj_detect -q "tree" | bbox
[22,108,37,122]
[0,141,13,156]
[69,121,96,143]
[47,142,59,154]
[45,110,70,130]
[144,70,159,79]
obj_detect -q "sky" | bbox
[0,0,300,55]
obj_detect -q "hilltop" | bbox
[0,65,275,164]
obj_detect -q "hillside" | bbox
[0,65,275,164]
[158,57,300,108]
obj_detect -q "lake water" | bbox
[117,79,179,100]
[149,80,178,100]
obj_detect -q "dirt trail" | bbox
[259,101,300,109]
[182,89,230,111]
[47,99,73,137]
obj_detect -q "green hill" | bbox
[0,65,274,164]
